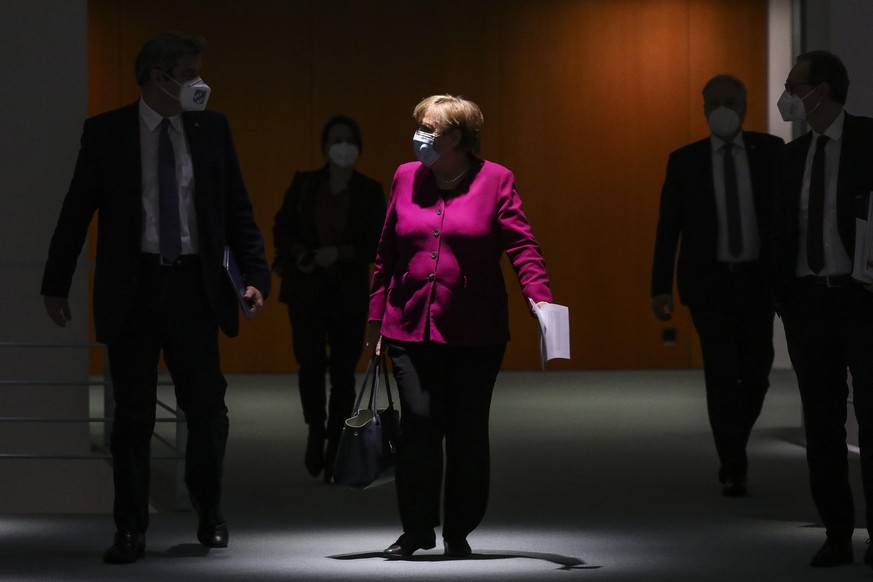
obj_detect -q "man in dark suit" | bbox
[771,50,873,569]
[41,32,271,564]
[651,75,784,497]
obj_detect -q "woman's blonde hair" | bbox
[413,94,484,153]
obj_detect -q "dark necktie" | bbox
[158,118,182,263]
[807,135,829,274]
[722,142,743,258]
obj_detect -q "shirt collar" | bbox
[710,131,745,153]
[813,108,845,142]
[139,97,182,133]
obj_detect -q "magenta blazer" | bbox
[369,159,553,345]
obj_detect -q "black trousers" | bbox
[688,267,775,483]
[781,279,873,540]
[287,280,366,436]
[106,257,228,534]
[386,340,506,542]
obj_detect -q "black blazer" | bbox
[770,112,873,303]
[41,102,271,342]
[651,131,784,305]
[272,167,385,309]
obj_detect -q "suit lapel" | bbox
[182,111,205,214]
[744,134,769,227]
[118,104,143,229]
[692,140,718,229]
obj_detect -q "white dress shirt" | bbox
[710,133,759,262]
[795,109,851,277]
[138,98,199,255]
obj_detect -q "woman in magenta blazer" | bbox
[368,95,553,558]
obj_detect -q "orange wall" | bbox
[87,0,768,372]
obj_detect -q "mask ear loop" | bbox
[802,83,824,117]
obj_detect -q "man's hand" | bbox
[244,287,265,315]
[651,294,674,321]
[44,296,72,327]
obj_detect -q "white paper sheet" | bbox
[529,299,571,369]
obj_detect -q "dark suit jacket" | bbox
[41,102,271,342]
[770,112,873,303]
[651,131,784,305]
[272,167,385,310]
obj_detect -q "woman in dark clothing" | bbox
[273,115,386,482]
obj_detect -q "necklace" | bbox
[436,164,471,185]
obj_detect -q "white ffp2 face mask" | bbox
[328,142,360,168]
[161,72,211,111]
[412,130,441,167]
[777,90,805,122]
[777,86,821,123]
[707,106,741,138]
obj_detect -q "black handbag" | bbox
[331,353,400,489]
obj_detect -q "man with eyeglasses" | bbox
[771,50,873,569]
[651,75,783,498]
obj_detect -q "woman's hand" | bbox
[529,299,549,318]
[366,321,383,356]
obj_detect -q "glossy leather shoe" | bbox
[383,533,436,557]
[103,529,145,564]
[198,521,229,548]
[444,538,472,558]
[810,537,853,567]
[864,538,873,565]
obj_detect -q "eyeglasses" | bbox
[784,81,816,96]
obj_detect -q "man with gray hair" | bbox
[651,74,783,497]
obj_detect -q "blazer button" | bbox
[430,251,437,259]
[436,208,443,215]
[433,228,440,237]
[428,273,435,281]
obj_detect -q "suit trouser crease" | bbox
[387,341,506,541]
[107,260,228,533]
[782,282,873,539]
[688,270,774,482]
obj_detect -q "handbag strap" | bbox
[370,352,397,412]
[353,352,397,415]
[351,356,376,415]
[381,352,396,409]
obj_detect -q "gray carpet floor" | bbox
[1,369,870,581]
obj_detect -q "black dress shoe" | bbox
[444,539,472,558]
[864,538,873,565]
[810,537,853,567]
[103,529,145,564]
[721,479,747,497]
[197,521,229,548]
[383,533,436,557]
